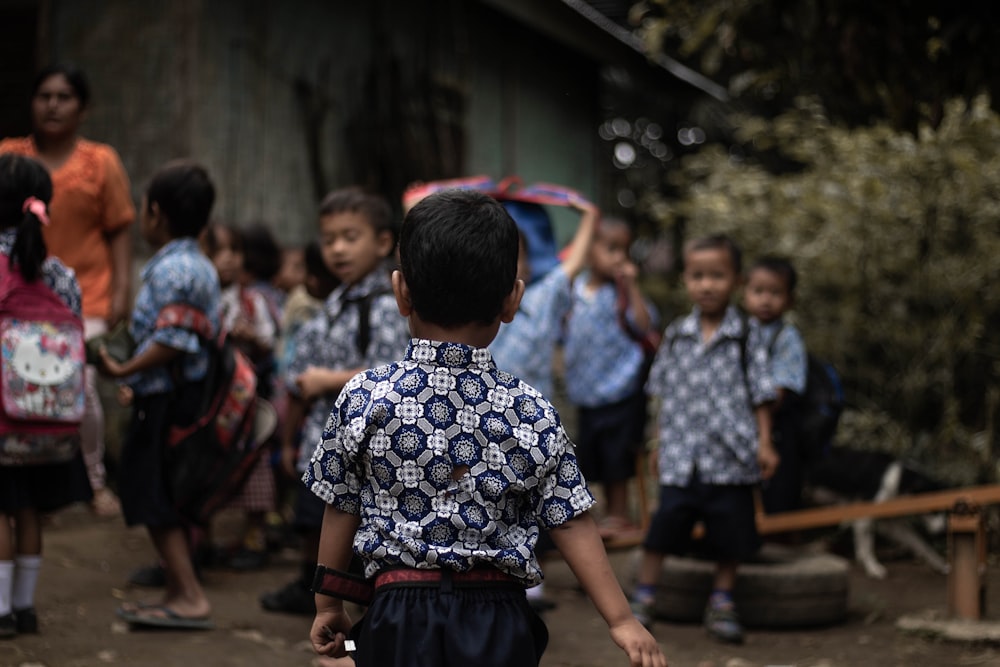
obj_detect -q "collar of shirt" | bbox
[677,305,746,347]
[140,237,202,282]
[405,338,497,372]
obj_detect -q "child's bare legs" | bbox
[147,525,211,619]
[605,480,630,523]
[81,364,120,517]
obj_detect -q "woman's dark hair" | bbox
[33,63,91,108]
[0,154,51,282]
[146,160,215,239]
[242,222,282,282]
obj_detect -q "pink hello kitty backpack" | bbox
[0,254,85,466]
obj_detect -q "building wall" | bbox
[33,0,601,247]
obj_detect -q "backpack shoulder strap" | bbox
[352,288,394,356]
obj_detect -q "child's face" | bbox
[274,248,306,292]
[682,247,739,318]
[744,268,792,324]
[210,227,242,288]
[139,195,168,248]
[318,212,393,286]
[588,223,631,282]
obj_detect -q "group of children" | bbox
[0,141,813,666]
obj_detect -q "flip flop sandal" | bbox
[116,604,214,630]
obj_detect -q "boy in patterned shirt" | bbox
[630,234,778,644]
[304,190,666,667]
[260,187,410,615]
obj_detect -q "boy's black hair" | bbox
[242,222,283,281]
[200,221,242,258]
[146,160,215,239]
[683,233,743,274]
[749,255,798,293]
[303,239,339,299]
[399,190,519,328]
[0,153,51,282]
[33,63,91,108]
[319,186,395,244]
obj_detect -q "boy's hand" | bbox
[609,618,668,667]
[97,346,127,378]
[617,260,639,285]
[116,384,134,407]
[296,366,329,400]
[310,606,353,657]
[757,439,780,480]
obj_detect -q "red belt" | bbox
[313,565,520,606]
[374,567,518,589]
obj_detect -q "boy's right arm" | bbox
[549,513,668,667]
[310,505,362,658]
[561,198,600,280]
[280,393,308,479]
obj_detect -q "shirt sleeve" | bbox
[302,375,367,513]
[98,146,136,233]
[770,326,808,395]
[284,313,324,397]
[251,291,277,348]
[746,324,778,407]
[533,422,596,529]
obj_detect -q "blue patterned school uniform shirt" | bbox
[647,306,777,486]
[490,266,571,398]
[562,277,658,407]
[304,339,596,586]
[754,318,807,395]
[285,268,410,472]
[0,229,81,316]
[128,238,220,397]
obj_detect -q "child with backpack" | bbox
[259,187,409,616]
[200,222,278,570]
[0,154,89,639]
[97,160,220,630]
[743,256,809,514]
[630,234,778,644]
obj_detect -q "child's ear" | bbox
[391,269,413,317]
[376,230,395,259]
[499,279,526,324]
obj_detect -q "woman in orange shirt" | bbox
[0,64,135,517]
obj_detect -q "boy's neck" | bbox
[698,305,728,341]
[408,317,500,350]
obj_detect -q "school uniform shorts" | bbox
[643,474,761,562]
[350,577,548,667]
[575,391,646,484]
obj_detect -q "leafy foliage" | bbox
[631,1,1000,133]
[640,96,1000,482]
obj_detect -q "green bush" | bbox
[641,96,1000,484]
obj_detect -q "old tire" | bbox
[633,544,850,628]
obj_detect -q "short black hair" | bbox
[33,63,91,108]
[242,222,283,281]
[749,255,798,293]
[399,190,519,328]
[146,160,215,239]
[319,186,395,242]
[683,233,742,274]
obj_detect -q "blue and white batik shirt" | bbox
[304,338,595,586]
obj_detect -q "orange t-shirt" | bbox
[0,136,135,319]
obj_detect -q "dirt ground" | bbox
[2,505,999,667]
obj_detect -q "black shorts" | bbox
[352,578,548,667]
[643,475,760,562]
[574,392,645,484]
[119,385,203,529]
[292,481,327,531]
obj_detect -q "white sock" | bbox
[0,561,13,616]
[12,555,41,611]
[526,582,546,600]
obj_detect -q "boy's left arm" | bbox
[296,366,363,400]
[310,505,362,658]
[754,402,779,480]
[549,514,668,667]
[98,341,182,378]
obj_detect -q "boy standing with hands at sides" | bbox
[744,256,807,514]
[305,190,667,667]
[562,217,658,543]
[98,160,219,629]
[630,234,778,644]
[260,187,409,615]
